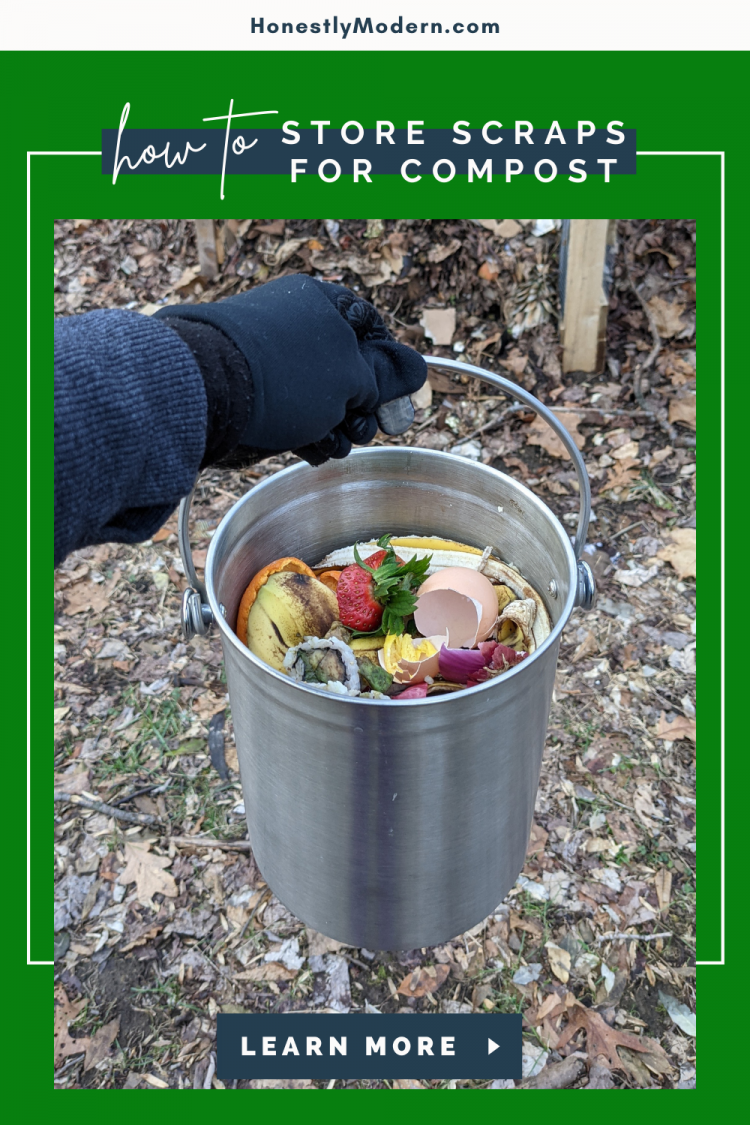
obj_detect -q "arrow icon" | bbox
[488,1038,500,1055]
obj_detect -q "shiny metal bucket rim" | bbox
[201,445,579,707]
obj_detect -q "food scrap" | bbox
[236,534,551,699]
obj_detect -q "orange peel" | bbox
[235,557,314,641]
[317,569,342,593]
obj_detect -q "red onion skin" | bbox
[393,682,429,700]
[491,644,526,669]
[438,645,488,683]
[467,646,527,687]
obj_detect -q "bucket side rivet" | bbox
[547,580,558,599]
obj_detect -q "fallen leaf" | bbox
[545,942,571,984]
[393,1079,426,1089]
[655,712,696,742]
[235,962,297,983]
[668,391,696,429]
[522,1041,549,1078]
[54,986,90,1067]
[614,564,659,588]
[556,1002,669,1071]
[604,461,641,492]
[64,580,111,615]
[309,246,401,288]
[262,238,306,268]
[650,446,674,466]
[476,219,522,238]
[647,295,687,338]
[255,220,285,236]
[168,566,188,592]
[656,528,696,579]
[152,526,173,543]
[478,260,500,281]
[427,238,461,264]
[307,930,346,958]
[84,1017,120,1071]
[121,923,164,952]
[142,1074,169,1088]
[54,706,71,724]
[572,630,598,663]
[54,767,90,794]
[526,411,585,458]
[612,440,640,462]
[513,963,542,986]
[654,867,672,916]
[499,348,528,378]
[661,354,695,386]
[526,822,549,858]
[54,562,90,590]
[475,331,502,354]
[397,963,450,998]
[171,265,201,293]
[117,841,177,905]
[420,307,456,345]
[411,381,433,411]
[658,991,696,1037]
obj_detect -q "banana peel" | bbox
[246,572,339,671]
[314,536,551,651]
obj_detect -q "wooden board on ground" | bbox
[560,219,615,374]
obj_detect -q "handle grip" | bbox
[375,395,415,436]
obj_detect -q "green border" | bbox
[5,48,741,1101]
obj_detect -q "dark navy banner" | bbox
[217,1012,522,1079]
[102,125,636,179]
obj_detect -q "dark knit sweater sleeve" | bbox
[54,309,208,566]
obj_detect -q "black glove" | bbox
[155,275,426,467]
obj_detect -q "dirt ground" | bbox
[53,218,696,1090]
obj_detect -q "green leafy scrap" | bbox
[352,535,432,636]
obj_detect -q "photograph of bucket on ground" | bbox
[54,219,696,1090]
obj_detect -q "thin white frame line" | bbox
[28,151,101,967]
[30,150,723,967]
[202,110,279,121]
[638,150,725,966]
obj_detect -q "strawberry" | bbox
[336,550,403,632]
[335,536,432,635]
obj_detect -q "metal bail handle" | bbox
[424,357,596,610]
[177,359,597,639]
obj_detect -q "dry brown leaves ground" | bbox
[54,219,696,1090]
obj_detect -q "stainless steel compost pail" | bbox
[179,358,596,949]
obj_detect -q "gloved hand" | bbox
[156,275,427,467]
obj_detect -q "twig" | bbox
[54,791,158,826]
[111,781,170,807]
[622,246,681,445]
[461,404,529,443]
[168,835,250,850]
[596,931,672,944]
[548,405,653,418]
[609,520,645,541]
[239,886,273,942]
[203,1054,216,1090]
[343,953,374,973]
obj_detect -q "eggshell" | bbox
[414,589,484,649]
[378,634,447,684]
[417,566,499,642]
